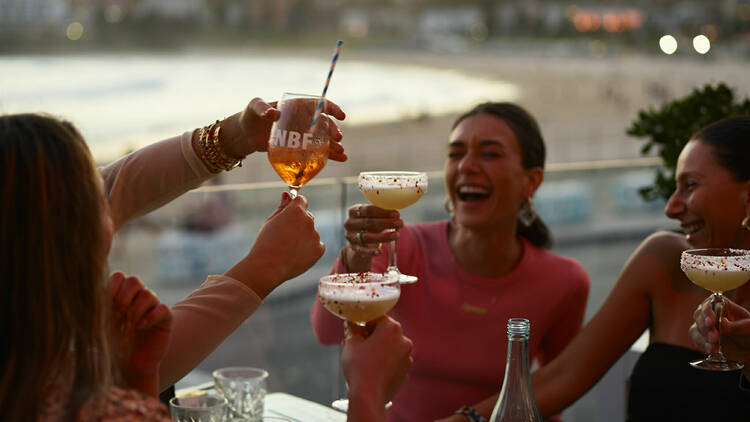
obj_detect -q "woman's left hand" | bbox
[109,272,173,395]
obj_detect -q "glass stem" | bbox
[289,186,299,199]
[708,293,727,363]
[385,230,400,276]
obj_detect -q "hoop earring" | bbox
[742,216,750,232]
[518,197,537,227]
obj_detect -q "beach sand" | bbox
[229,49,750,185]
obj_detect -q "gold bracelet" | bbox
[197,126,222,173]
[198,121,243,172]
[211,124,242,170]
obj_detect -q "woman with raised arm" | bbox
[0,97,345,419]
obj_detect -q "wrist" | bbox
[219,113,253,158]
[341,244,374,273]
[347,388,386,422]
[225,252,281,299]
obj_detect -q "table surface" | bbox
[176,382,346,422]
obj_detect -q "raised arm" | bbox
[101,98,346,230]
[344,317,413,422]
[159,194,326,389]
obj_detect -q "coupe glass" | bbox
[680,248,750,370]
[267,92,331,198]
[358,171,428,284]
[318,272,401,411]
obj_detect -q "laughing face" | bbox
[445,113,542,230]
[665,140,749,248]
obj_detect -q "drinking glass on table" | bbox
[680,248,750,371]
[267,92,331,199]
[358,171,428,284]
[318,272,401,412]
[169,394,228,422]
[213,366,269,421]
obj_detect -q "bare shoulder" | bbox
[620,231,688,290]
[633,231,689,265]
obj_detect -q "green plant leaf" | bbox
[628,82,748,202]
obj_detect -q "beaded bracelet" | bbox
[197,121,243,172]
[455,406,488,422]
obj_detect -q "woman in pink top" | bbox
[311,102,590,422]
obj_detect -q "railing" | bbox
[109,157,675,422]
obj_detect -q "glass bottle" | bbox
[490,318,542,422]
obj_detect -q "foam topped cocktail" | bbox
[319,272,400,413]
[318,272,400,326]
[681,248,750,370]
[359,171,428,284]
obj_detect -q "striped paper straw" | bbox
[310,40,343,131]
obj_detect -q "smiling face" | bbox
[665,140,750,248]
[444,113,542,231]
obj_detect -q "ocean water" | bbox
[0,53,518,161]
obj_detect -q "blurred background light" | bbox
[693,35,711,54]
[66,22,84,41]
[104,5,125,24]
[659,35,678,55]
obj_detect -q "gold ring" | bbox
[357,230,366,245]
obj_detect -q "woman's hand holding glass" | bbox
[681,248,750,370]
[690,295,750,371]
[342,316,413,418]
[341,204,403,273]
[212,97,347,163]
[225,193,325,299]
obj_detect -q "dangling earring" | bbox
[518,197,537,227]
[742,216,750,232]
[444,197,455,218]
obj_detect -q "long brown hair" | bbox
[452,102,552,248]
[0,114,114,420]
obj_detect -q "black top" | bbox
[627,342,750,421]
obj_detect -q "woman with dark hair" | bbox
[310,102,590,421]
[447,115,750,422]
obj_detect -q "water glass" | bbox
[169,394,228,422]
[213,366,269,420]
